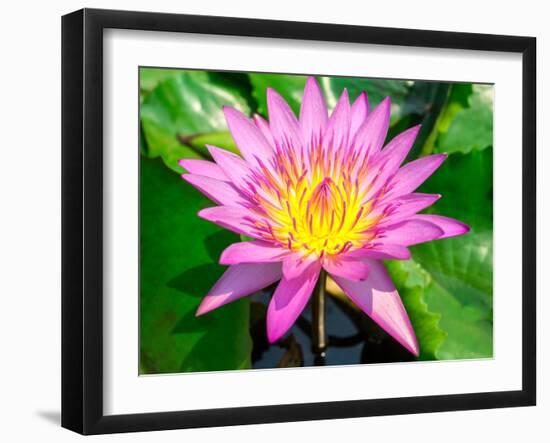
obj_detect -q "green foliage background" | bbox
[139,68,494,373]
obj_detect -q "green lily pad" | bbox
[140,70,252,172]
[387,148,493,360]
[437,84,494,154]
[186,131,239,157]
[140,157,252,374]
[140,67,185,95]
[322,76,411,124]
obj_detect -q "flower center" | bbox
[250,148,380,258]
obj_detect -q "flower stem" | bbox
[312,269,328,363]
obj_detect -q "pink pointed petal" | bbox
[350,92,369,139]
[351,96,391,159]
[220,240,288,265]
[267,88,304,152]
[378,193,441,227]
[282,253,319,280]
[182,174,248,206]
[223,106,273,166]
[412,214,470,239]
[178,159,228,181]
[207,145,250,190]
[332,260,419,356]
[253,114,276,147]
[299,77,328,148]
[384,154,447,199]
[196,262,282,315]
[347,244,411,260]
[359,125,422,203]
[323,88,351,150]
[323,255,370,281]
[198,206,260,238]
[266,260,321,343]
[378,125,421,168]
[379,219,445,246]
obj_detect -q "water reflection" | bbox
[250,288,415,369]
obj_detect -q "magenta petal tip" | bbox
[195,303,209,317]
[409,340,420,357]
[266,327,281,344]
[458,222,471,235]
[196,207,209,218]
[196,297,218,316]
[410,123,422,135]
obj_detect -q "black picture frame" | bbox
[61,8,537,435]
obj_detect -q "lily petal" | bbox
[379,219,445,246]
[347,244,411,260]
[182,174,248,206]
[196,262,282,315]
[220,240,288,265]
[299,77,328,149]
[412,214,470,239]
[350,91,369,140]
[207,145,251,190]
[198,206,260,238]
[384,154,447,199]
[377,125,421,169]
[267,88,304,152]
[360,125,422,202]
[323,88,351,151]
[332,260,419,356]
[253,114,276,147]
[351,96,391,159]
[282,253,319,280]
[179,159,228,181]
[378,193,441,227]
[223,106,273,166]
[267,260,321,343]
[323,255,370,281]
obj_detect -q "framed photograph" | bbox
[61,8,536,434]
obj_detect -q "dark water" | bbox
[250,287,415,369]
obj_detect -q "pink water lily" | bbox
[180,77,469,356]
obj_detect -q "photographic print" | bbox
[139,68,493,375]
